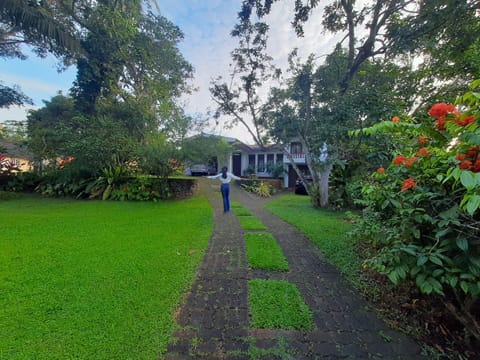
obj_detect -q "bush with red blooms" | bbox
[351,81,480,345]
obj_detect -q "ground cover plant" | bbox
[265,194,356,280]
[248,279,313,330]
[245,232,289,271]
[0,195,212,359]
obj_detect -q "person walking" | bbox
[207,166,241,212]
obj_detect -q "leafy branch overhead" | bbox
[238,0,480,92]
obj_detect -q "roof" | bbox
[0,140,33,160]
[188,133,284,154]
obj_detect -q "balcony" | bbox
[284,153,305,163]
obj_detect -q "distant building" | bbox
[191,134,309,188]
[0,140,33,172]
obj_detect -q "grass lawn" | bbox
[0,195,212,359]
[245,233,289,271]
[237,216,267,230]
[248,279,313,330]
[265,194,358,281]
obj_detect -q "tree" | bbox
[0,0,81,108]
[238,0,480,92]
[210,18,280,147]
[228,0,479,207]
[265,49,412,206]
[0,83,33,108]
[26,94,76,167]
[180,135,233,169]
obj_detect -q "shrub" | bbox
[351,81,480,344]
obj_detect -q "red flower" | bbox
[392,116,400,123]
[466,146,479,158]
[123,187,128,192]
[376,167,385,173]
[416,147,430,157]
[473,160,480,173]
[459,160,473,170]
[455,115,475,127]
[393,155,406,165]
[434,116,448,130]
[428,103,457,118]
[401,178,417,192]
[418,136,429,145]
[456,153,467,161]
[404,157,418,167]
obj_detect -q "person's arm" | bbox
[229,172,241,180]
[207,173,221,179]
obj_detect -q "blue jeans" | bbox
[220,183,230,212]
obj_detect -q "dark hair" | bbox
[221,166,227,179]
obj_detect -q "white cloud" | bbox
[0,105,38,122]
[1,1,343,144]
[0,73,61,96]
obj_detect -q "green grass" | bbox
[265,194,358,280]
[237,216,267,230]
[231,201,243,208]
[0,196,212,359]
[232,206,252,216]
[248,279,313,330]
[245,233,289,271]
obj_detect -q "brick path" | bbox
[164,180,423,359]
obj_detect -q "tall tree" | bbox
[221,0,480,207]
[210,18,280,147]
[265,49,411,206]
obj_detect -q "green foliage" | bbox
[351,84,480,342]
[0,195,212,359]
[110,177,165,202]
[241,180,272,197]
[0,190,21,200]
[245,232,289,271]
[0,172,40,192]
[139,133,178,178]
[248,279,313,330]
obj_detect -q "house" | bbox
[195,134,308,188]
[0,140,33,173]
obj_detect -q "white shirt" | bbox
[207,172,241,184]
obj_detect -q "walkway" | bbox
[165,180,423,359]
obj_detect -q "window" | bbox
[290,142,302,154]
[257,154,265,172]
[248,154,255,167]
[276,154,283,163]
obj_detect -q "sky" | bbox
[0,0,342,144]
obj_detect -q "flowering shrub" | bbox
[110,177,163,201]
[0,154,21,174]
[351,81,480,343]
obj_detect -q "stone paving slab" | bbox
[164,180,424,359]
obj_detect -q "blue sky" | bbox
[0,1,340,143]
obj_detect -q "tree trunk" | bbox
[312,163,332,208]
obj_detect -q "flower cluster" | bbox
[456,145,480,172]
[393,155,418,167]
[428,103,476,130]
[58,156,75,170]
[416,147,431,157]
[401,178,416,192]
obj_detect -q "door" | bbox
[232,153,242,176]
